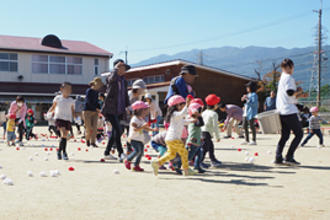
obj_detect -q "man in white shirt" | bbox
[275,58,305,165]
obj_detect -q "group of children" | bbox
[2,77,328,176]
[5,108,37,146]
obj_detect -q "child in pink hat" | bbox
[301,106,328,148]
[151,95,196,176]
[125,101,158,172]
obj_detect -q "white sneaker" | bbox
[104,154,117,160]
[118,154,127,163]
[319,144,325,148]
[249,141,257,146]
[241,141,249,145]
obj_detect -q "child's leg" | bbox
[158,140,179,166]
[249,118,256,142]
[301,131,314,146]
[134,142,144,167]
[158,146,167,157]
[314,129,324,145]
[176,144,189,170]
[59,127,69,153]
[127,141,138,162]
[243,117,249,142]
[194,147,203,169]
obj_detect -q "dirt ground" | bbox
[0,126,330,220]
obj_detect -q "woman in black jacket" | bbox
[102,59,130,161]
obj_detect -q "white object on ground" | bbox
[27,171,33,177]
[0,165,2,169]
[3,177,14,185]
[267,150,272,155]
[70,153,75,157]
[46,152,50,156]
[248,157,255,163]
[245,151,249,156]
[0,174,6,180]
[113,169,120,175]
[44,157,48,161]
[29,156,34,161]
[245,157,249,162]
[49,170,59,177]
[39,171,48,177]
[34,152,39,156]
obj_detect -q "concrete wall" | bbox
[0,50,109,85]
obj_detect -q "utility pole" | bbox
[198,50,203,65]
[314,0,323,107]
[124,50,128,64]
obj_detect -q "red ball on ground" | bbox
[77,147,81,151]
[100,158,105,162]
[68,167,75,171]
[238,148,242,152]
[254,152,259,156]
[44,148,48,151]
[50,148,53,151]
[85,149,89,152]
[16,147,20,151]
[144,149,148,152]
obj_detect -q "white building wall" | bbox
[0,50,110,85]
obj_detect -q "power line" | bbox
[129,8,330,53]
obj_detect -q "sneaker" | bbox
[211,160,222,168]
[91,143,98,148]
[194,167,206,173]
[200,162,210,169]
[133,166,144,172]
[223,136,232,139]
[319,144,325,148]
[241,141,249,145]
[284,158,301,166]
[118,154,127,163]
[19,142,24,147]
[124,160,131,170]
[151,160,159,176]
[86,140,90,147]
[57,151,62,160]
[104,154,117,160]
[249,141,257,146]
[159,165,167,170]
[273,158,283,165]
[184,168,197,176]
[11,143,15,146]
[238,135,245,139]
[175,168,183,175]
[300,144,305,147]
[63,152,69,160]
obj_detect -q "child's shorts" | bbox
[55,119,72,131]
[7,131,16,141]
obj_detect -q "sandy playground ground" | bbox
[0,126,330,220]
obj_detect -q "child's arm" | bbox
[212,113,221,142]
[48,102,57,113]
[71,105,75,120]
[132,122,157,132]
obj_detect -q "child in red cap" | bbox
[201,94,222,168]
[6,114,16,146]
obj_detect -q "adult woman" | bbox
[102,59,130,161]
[8,96,27,146]
[83,77,104,148]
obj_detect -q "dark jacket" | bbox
[84,88,100,111]
[164,76,195,104]
[101,69,130,116]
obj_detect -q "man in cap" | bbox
[164,64,198,104]
[102,59,131,161]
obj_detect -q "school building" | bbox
[126,60,254,111]
[0,34,112,120]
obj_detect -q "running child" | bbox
[301,106,328,148]
[125,101,156,172]
[201,94,222,168]
[48,82,75,160]
[6,113,16,146]
[25,109,37,140]
[151,95,195,176]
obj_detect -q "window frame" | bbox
[0,52,18,72]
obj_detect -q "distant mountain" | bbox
[133,46,330,90]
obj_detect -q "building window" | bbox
[143,75,165,84]
[127,78,137,87]
[94,58,99,75]
[0,53,18,72]
[32,55,82,75]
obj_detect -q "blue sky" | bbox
[1,0,329,64]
